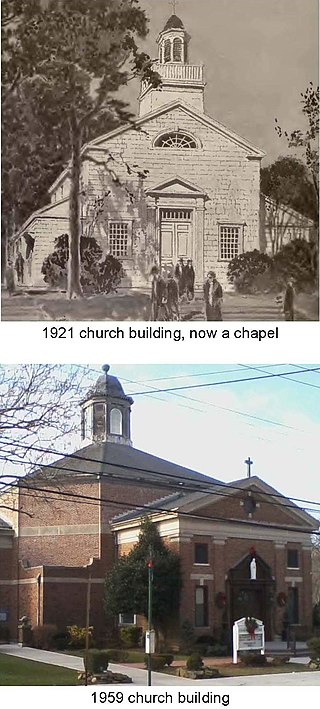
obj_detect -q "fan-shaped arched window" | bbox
[155,132,197,149]
[164,39,171,63]
[173,37,183,62]
[110,407,122,435]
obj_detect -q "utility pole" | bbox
[84,572,92,686]
[147,547,153,687]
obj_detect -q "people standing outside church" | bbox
[150,265,169,320]
[283,278,295,321]
[185,259,195,301]
[166,269,180,320]
[175,257,186,298]
[203,271,223,321]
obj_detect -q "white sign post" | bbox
[232,617,265,664]
[145,629,155,654]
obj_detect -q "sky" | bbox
[101,363,320,509]
[1,363,319,521]
[122,0,319,165]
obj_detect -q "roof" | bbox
[163,14,185,31]
[29,441,223,493]
[84,364,133,403]
[111,491,186,524]
[0,517,13,530]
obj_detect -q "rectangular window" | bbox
[219,225,241,261]
[119,613,135,625]
[287,549,299,569]
[195,586,208,627]
[109,222,129,258]
[93,402,106,438]
[194,543,208,564]
[287,587,299,624]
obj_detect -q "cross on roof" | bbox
[169,0,179,13]
[245,456,253,478]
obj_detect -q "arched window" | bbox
[173,37,183,62]
[110,408,122,435]
[155,132,197,149]
[164,39,171,63]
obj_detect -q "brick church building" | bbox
[0,366,317,644]
[11,13,314,291]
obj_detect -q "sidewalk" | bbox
[1,643,319,686]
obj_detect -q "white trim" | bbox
[284,576,303,583]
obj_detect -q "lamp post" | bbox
[147,550,153,687]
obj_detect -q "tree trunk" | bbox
[67,115,83,299]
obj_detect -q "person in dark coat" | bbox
[283,279,295,321]
[150,265,168,320]
[203,271,223,321]
[15,253,24,284]
[185,259,195,301]
[174,258,186,297]
[166,269,180,320]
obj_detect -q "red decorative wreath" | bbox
[277,592,287,607]
[215,592,227,609]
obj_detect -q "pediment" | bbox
[146,175,208,199]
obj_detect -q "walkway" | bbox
[1,644,319,686]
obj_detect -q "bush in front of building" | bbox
[272,238,318,291]
[186,652,204,671]
[144,653,174,670]
[240,652,267,666]
[67,624,93,649]
[0,625,10,643]
[119,625,143,648]
[307,637,320,662]
[32,623,58,650]
[41,233,125,294]
[85,649,110,674]
[204,643,229,657]
[227,250,272,293]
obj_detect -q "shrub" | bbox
[186,653,204,671]
[307,637,320,662]
[52,630,70,651]
[272,239,318,291]
[32,624,58,650]
[240,652,267,667]
[179,619,195,653]
[67,625,93,649]
[144,653,173,670]
[119,625,143,648]
[85,649,110,674]
[104,649,129,663]
[41,233,125,294]
[227,250,272,293]
[270,655,290,666]
[204,644,229,657]
[313,603,320,627]
[195,634,215,646]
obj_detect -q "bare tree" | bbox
[0,364,91,499]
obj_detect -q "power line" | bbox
[1,437,320,511]
[128,366,320,396]
[6,478,319,537]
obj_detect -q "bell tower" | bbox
[139,14,205,116]
[80,365,133,447]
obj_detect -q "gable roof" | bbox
[111,474,319,532]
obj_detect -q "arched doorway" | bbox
[227,553,275,640]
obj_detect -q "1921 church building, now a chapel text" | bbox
[0,366,317,644]
[12,13,314,291]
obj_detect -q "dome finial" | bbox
[102,364,110,374]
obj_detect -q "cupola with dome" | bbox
[80,365,133,446]
[139,13,205,116]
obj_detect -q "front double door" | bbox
[160,209,192,270]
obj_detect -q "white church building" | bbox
[13,13,314,290]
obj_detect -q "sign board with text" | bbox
[233,617,265,664]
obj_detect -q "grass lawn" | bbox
[0,654,79,686]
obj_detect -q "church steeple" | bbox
[139,14,205,116]
[80,365,133,446]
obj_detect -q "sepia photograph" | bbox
[1,0,318,321]
[0,363,319,686]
